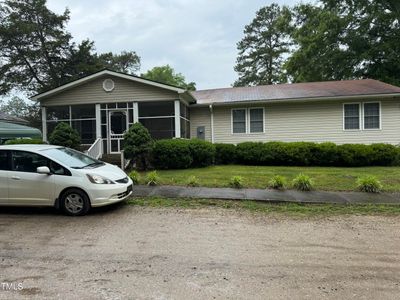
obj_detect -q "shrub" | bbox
[4,138,44,145]
[229,175,243,189]
[312,142,340,166]
[146,171,159,186]
[337,144,372,167]
[151,139,192,169]
[356,176,383,193]
[186,175,199,187]
[128,170,140,185]
[48,122,80,149]
[215,143,237,164]
[292,174,314,191]
[235,142,265,165]
[123,123,153,170]
[188,139,216,167]
[369,143,399,166]
[268,175,287,190]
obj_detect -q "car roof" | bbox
[0,144,62,152]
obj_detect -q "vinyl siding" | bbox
[190,98,400,145]
[189,107,212,141]
[40,75,179,106]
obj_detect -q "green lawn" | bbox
[128,197,400,217]
[137,165,400,192]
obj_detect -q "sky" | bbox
[47,0,300,90]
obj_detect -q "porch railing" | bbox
[86,138,103,160]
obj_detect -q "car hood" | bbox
[82,163,127,181]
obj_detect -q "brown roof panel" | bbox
[192,79,400,105]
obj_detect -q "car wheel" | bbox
[60,188,90,216]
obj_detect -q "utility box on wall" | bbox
[196,126,205,140]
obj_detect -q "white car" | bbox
[0,144,133,216]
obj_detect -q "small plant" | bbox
[292,174,313,191]
[357,176,383,193]
[268,175,287,190]
[186,175,199,187]
[128,170,140,185]
[146,171,159,186]
[229,176,243,189]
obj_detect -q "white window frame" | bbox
[231,108,247,134]
[362,101,381,130]
[248,107,265,134]
[343,102,361,131]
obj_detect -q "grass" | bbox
[128,197,400,217]
[136,165,400,192]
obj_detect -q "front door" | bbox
[109,110,128,153]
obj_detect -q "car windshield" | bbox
[42,147,104,169]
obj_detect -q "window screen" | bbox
[344,104,360,130]
[232,109,246,133]
[364,103,380,129]
[249,108,264,133]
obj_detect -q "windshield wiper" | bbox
[83,162,105,169]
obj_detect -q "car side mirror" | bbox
[37,166,51,175]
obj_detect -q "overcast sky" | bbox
[47,0,300,90]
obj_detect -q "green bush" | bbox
[356,176,383,193]
[229,175,243,189]
[48,122,80,149]
[337,144,372,167]
[4,138,44,145]
[268,175,287,190]
[123,123,153,170]
[146,171,159,186]
[215,143,237,164]
[292,174,314,191]
[151,139,192,169]
[128,170,140,185]
[188,139,216,167]
[186,175,199,187]
[369,143,399,166]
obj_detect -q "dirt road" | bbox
[1,204,399,299]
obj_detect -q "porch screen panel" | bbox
[138,101,176,139]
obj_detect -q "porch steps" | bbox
[101,154,121,166]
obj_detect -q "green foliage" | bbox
[188,139,216,167]
[215,143,237,164]
[186,175,199,187]
[48,122,80,149]
[234,4,292,86]
[128,170,140,185]
[0,96,41,128]
[229,176,244,189]
[4,138,44,145]
[357,176,383,193]
[97,51,140,74]
[141,65,196,90]
[292,174,314,191]
[152,139,193,169]
[146,171,159,186]
[123,123,153,170]
[268,175,287,190]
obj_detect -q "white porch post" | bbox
[133,102,139,123]
[41,107,47,142]
[95,104,101,139]
[174,100,181,138]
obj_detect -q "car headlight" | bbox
[86,174,115,184]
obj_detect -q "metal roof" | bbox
[0,112,29,124]
[192,79,400,105]
[0,121,42,139]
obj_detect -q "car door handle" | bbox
[11,176,21,180]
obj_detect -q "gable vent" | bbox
[103,79,115,92]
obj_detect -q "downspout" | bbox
[209,104,214,143]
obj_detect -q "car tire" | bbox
[59,188,91,216]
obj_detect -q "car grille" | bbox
[117,184,133,199]
[116,177,129,184]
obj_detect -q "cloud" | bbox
[47,0,300,89]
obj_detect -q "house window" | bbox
[343,103,360,130]
[363,102,380,129]
[232,109,246,133]
[249,108,264,133]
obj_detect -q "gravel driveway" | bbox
[1,204,400,299]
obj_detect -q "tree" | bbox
[0,0,141,96]
[123,123,154,170]
[141,65,196,90]
[233,3,293,86]
[48,122,80,149]
[0,96,41,128]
